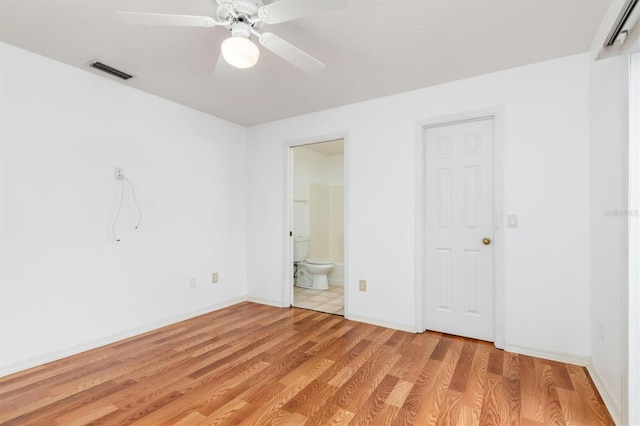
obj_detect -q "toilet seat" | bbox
[306,258,331,265]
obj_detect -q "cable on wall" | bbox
[123,176,143,230]
[112,178,125,242]
[112,167,143,242]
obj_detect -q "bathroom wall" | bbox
[292,145,344,262]
[329,185,344,261]
[309,182,331,258]
[292,147,327,239]
[328,153,345,262]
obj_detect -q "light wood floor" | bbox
[0,302,613,425]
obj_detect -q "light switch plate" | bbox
[507,214,518,228]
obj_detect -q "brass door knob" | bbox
[482,237,492,245]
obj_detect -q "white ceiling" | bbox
[0,0,613,126]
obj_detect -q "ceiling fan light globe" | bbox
[221,37,259,69]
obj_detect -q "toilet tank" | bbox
[293,237,309,262]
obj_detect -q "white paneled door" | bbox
[424,118,494,342]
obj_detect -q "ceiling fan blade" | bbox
[116,12,219,28]
[259,32,325,74]
[258,0,348,24]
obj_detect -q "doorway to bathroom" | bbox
[289,139,345,315]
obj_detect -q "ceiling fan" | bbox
[116,0,348,74]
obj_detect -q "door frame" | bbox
[415,109,505,348]
[281,132,349,315]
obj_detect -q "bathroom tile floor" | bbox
[293,284,344,315]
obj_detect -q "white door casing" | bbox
[424,118,494,342]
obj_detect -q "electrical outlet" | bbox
[359,280,367,292]
[212,272,218,284]
[115,167,124,180]
[189,277,197,290]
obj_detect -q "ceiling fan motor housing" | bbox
[232,0,262,17]
[230,21,252,38]
[217,0,263,26]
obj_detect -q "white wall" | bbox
[247,54,591,359]
[587,1,636,422]
[588,53,625,422]
[628,51,640,426]
[0,43,248,375]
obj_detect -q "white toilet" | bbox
[294,237,333,290]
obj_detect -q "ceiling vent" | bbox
[89,61,134,80]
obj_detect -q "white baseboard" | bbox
[246,296,287,308]
[504,343,589,366]
[328,279,344,286]
[0,297,246,378]
[586,361,622,425]
[346,314,417,333]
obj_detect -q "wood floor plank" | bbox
[385,379,413,408]
[461,339,492,421]
[388,337,439,382]
[16,380,137,426]
[539,359,568,425]
[170,411,208,425]
[195,397,251,425]
[281,378,336,416]
[372,403,400,425]
[479,369,508,425]
[413,336,465,424]
[315,339,372,384]
[337,347,400,412]
[487,347,505,375]
[503,350,522,425]
[563,365,614,425]
[519,354,547,424]
[54,403,119,426]
[326,328,397,388]
[346,373,398,425]
[542,360,574,391]
[0,302,614,425]
[327,408,355,425]
[233,365,333,425]
[393,349,446,423]
[436,389,465,425]
[448,340,476,393]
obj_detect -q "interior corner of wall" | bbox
[586,359,623,425]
